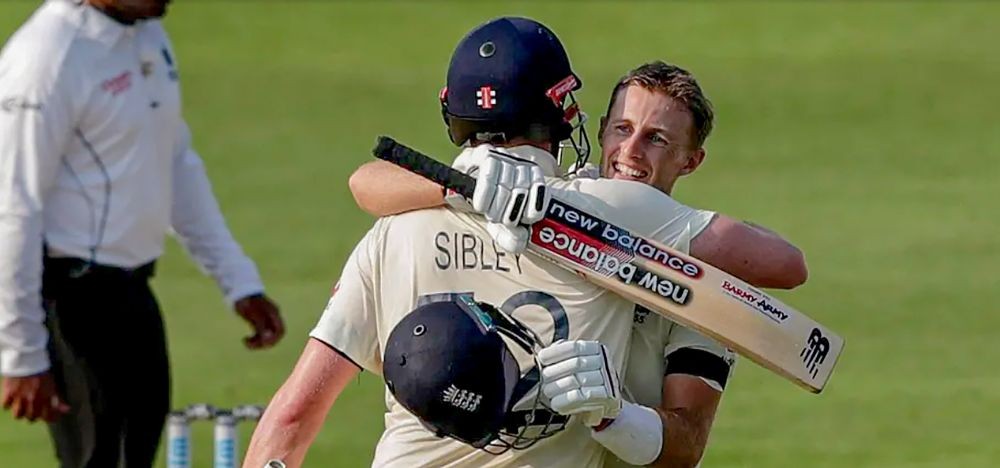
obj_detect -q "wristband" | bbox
[590,401,663,466]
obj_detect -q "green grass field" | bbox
[2,1,998,466]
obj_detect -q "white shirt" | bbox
[0,0,264,376]
[310,146,716,467]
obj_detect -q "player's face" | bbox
[599,85,705,195]
[97,0,171,21]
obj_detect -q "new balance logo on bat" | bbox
[533,222,692,306]
[800,328,830,379]
[546,200,703,279]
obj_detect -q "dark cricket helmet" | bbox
[439,16,591,171]
[383,296,568,454]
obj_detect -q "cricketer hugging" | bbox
[242,15,841,468]
[0,2,842,467]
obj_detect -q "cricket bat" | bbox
[372,136,843,393]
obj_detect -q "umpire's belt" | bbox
[43,257,157,282]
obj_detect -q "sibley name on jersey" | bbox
[432,230,523,274]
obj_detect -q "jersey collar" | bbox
[65,0,134,49]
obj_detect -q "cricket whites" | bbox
[372,136,844,393]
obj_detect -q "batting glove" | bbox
[538,340,622,427]
[446,145,549,254]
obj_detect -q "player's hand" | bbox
[538,340,622,427]
[1,371,70,422]
[444,144,492,212]
[470,146,548,226]
[448,145,549,254]
[235,294,285,350]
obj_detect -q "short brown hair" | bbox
[606,61,714,147]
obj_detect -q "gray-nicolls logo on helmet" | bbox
[439,16,591,174]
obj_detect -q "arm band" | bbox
[591,401,663,466]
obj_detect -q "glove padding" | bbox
[538,340,622,426]
[446,145,550,254]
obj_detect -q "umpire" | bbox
[0,0,285,466]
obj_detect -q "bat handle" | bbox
[372,136,477,199]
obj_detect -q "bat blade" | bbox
[372,136,843,393]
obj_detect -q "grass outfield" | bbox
[2,1,998,466]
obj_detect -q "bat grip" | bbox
[372,136,477,199]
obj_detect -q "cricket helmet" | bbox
[383,296,568,454]
[440,16,591,172]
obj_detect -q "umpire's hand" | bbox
[1,371,70,422]
[235,294,285,349]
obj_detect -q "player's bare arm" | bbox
[691,215,808,289]
[243,338,360,468]
[652,374,723,468]
[349,160,443,216]
[349,159,808,290]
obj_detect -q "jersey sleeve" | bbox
[559,178,716,249]
[309,222,383,374]
[169,121,265,306]
[663,324,736,392]
[0,39,74,376]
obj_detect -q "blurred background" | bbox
[1,1,998,466]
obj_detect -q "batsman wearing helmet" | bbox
[246,17,805,468]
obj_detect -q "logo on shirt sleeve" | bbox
[162,47,179,81]
[1,96,42,113]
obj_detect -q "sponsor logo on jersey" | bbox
[800,328,830,379]
[1,96,42,113]
[102,71,133,96]
[162,47,179,81]
[721,280,789,324]
[545,200,704,279]
[633,305,651,324]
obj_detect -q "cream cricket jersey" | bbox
[0,0,263,376]
[608,220,736,468]
[311,146,716,468]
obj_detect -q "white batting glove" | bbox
[485,222,529,255]
[470,147,548,226]
[443,145,491,212]
[538,340,622,427]
[446,145,549,254]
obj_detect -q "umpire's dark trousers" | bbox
[42,257,170,468]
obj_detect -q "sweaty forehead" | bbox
[609,85,694,140]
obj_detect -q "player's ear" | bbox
[680,147,705,176]
[598,115,608,146]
